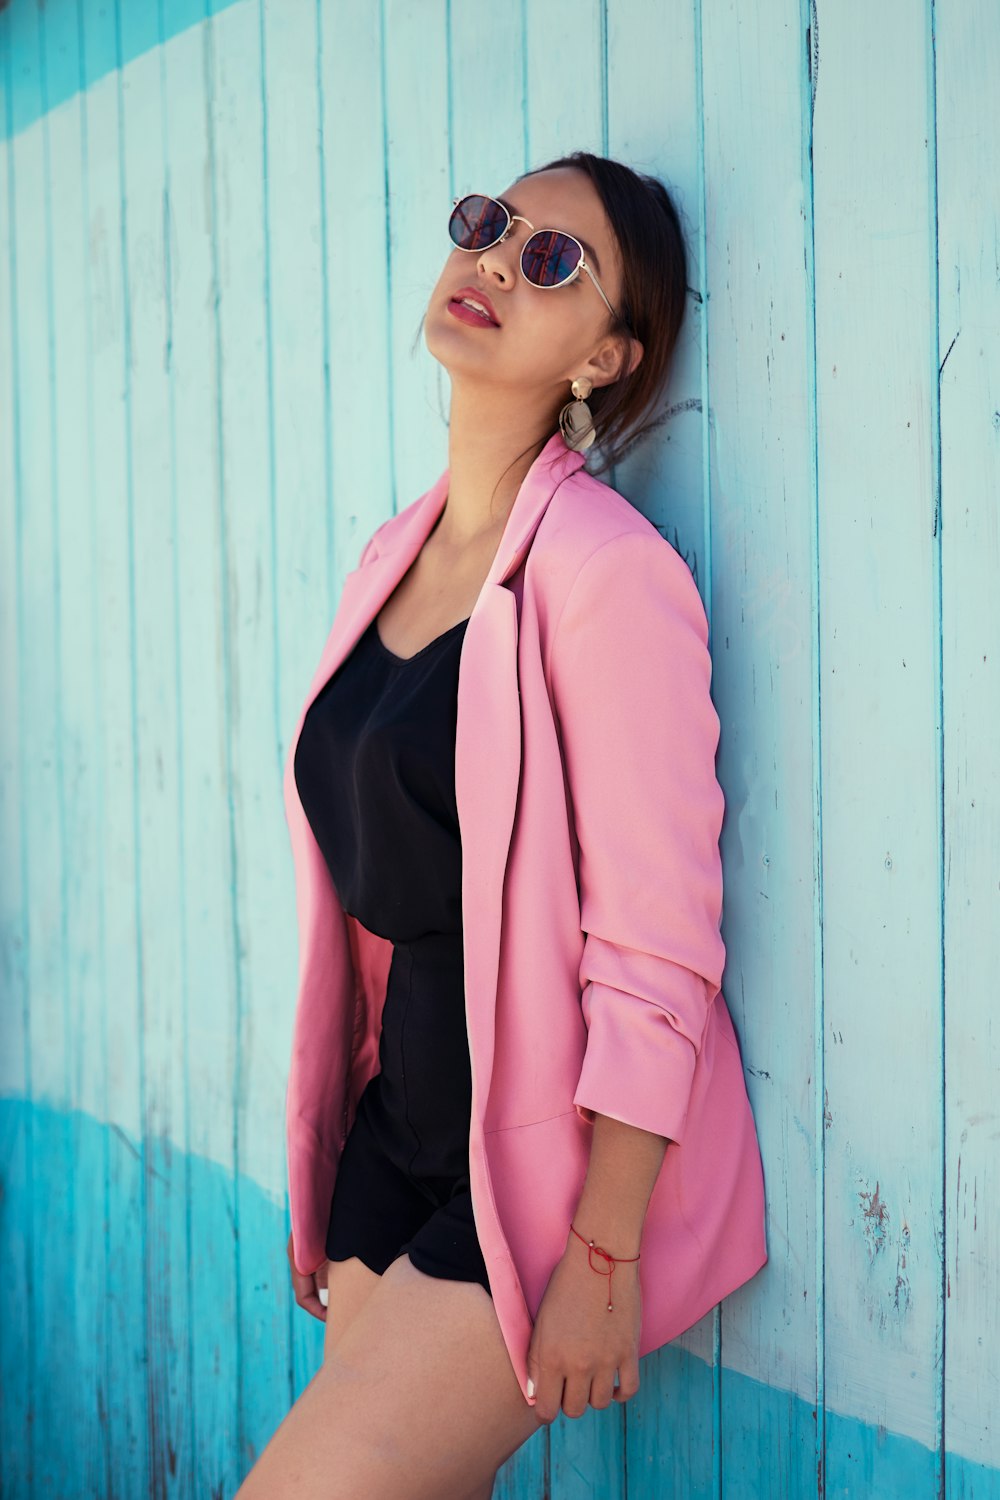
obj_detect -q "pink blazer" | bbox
[283,430,767,1405]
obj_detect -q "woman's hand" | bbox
[526,1230,642,1422]
[286,1231,328,1322]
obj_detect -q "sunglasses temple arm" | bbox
[583,262,621,324]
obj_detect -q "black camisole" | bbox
[294,612,468,943]
[292,609,493,1296]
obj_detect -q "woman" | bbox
[237,151,767,1500]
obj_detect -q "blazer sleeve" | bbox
[549,529,727,1144]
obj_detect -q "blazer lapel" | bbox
[284,432,587,1118]
[455,434,587,1105]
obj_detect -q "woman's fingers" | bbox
[588,1367,619,1410]
[561,1372,593,1420]
[528,1337,633,1419]
[530,1361,564,1425]
[286,1232,328,1322]
[612,1354,641,1403]
[533,1362,611,1421]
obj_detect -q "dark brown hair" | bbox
[521,149,692,478]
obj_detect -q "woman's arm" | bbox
[548,528,727,1144]
[572,1111,670,1257]
[527,527,725,1422]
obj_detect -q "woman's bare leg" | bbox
[327,1257,498,1500]
[321,1254,382,1362]
[323,1257,497,1500]
[462,1476,497,1500]
[235,1251,543,1500]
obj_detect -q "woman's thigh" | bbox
[322,1254,382,1362]
[236,1251,544,1500]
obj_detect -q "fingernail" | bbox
[318,1286,329,1307]
[526,1377,535,1398]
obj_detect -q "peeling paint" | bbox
[859,1179,890,1258]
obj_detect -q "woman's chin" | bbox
[424,325,502,376]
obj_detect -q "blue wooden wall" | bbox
[1,0,997,1495]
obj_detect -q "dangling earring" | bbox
[558,376,596,452]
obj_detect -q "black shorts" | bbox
[324,1078,493,1299]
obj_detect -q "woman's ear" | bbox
[590,332,643,390]
[616,334,643,382]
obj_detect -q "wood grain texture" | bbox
[0,0,996,1494]
[814,3,943,1494]
[937,0,1000,1492]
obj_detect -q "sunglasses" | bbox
[448,192,626,327]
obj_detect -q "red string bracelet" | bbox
[569,1222,641,1311]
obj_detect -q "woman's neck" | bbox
[438,382,556,546]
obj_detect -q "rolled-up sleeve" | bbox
[549,529,727,1144]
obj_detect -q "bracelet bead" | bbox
[568,1221,641,1311]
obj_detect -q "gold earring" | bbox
[558,376,596,452]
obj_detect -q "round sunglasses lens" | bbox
[449,194,509,251]
[521,230,582,287]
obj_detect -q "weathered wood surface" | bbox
[1,0,996,1494]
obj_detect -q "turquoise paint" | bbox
[0,0,243,143]
[2,0,998,1492]
[4,1098,994,1498]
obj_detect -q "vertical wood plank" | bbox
[382,0,452,505]
[0,6,33,1493]
[40,1,118,1491]
[79,2,149,1493]
[700,0,823,1492]
[202,0,286,1480]
[814,1,943,1494]
[317,0,394,615]
[116,6,196,1492]
[159,15,237,1495]
[11,4,89,1492]
[524,0,606,166]
[936,0,1000,1492]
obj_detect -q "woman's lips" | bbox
[447,298,501,329]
